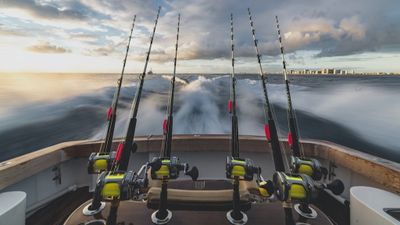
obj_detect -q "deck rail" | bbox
[0,135,399,192]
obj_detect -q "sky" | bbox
[1,0,400,73]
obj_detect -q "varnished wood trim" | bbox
[1,135,399,193]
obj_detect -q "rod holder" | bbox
[151,180,172,224]
[226,177,248,225]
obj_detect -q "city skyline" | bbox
[0,0,400,73]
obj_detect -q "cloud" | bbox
[2,0,400,72]
[1,0,87,20]
[84,41,125,56]
[70,32,99,43]
[0,0,112,23]
[150,0,400,60]
[27,42,70,53]
[0,24,27,36]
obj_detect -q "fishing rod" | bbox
[150,14,198,224]
[229,13,240,158]
[103,15,136,154]
[247,8,285,172]
[225,13,266,225]
[83,9,161,220]
[246,8,297,225]
[226,13,243,224]
[161,14,180,158]
[272,16,345,225]
[275,16,301,158]
[87,15,136,174]
[274,16,326,182]
[115,6,161,171]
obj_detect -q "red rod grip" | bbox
[107,107,113,120]
[228,100,233,113]
[288,132,293,148]
[264,124,271,141]
[162,119,168,134]
[116,143,124,162]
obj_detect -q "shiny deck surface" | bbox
[65,200,333,225]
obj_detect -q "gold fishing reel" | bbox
[87,152,116,174]
[83,170,148,216]
[273,171,319,219]
[273,171,345,220]
[149,157,199,181]
[99,171,134,200]
[226,156,261,181]
[290,156,324,181]
[273,171,315,202]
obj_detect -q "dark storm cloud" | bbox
[149,0,400,60]
[27,42,70,53]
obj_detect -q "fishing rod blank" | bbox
[247,9,296,225]
[161,14,180,158]
[87,15,136,174]
[274,16,326,182]
[229,13,240,158]
[115,6,161,171]
[272,16,346,225]
[247,8,286,172]
[275,16,302,158]
[225,13,267,225]
[103,15,136,154]
[226,13,246,225]
[153,15,182,224]
[151,15,199,224]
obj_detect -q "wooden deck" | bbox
[64,200,333,225]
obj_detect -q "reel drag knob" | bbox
[185,166,199,181]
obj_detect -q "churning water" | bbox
[0,73,399,162]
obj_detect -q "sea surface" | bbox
[0,73,399,163]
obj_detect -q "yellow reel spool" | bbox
[298,162,313,177]
[154,159,171,179]
[232,165,246,177]
[101,173,124,199]
[93,159,108,172]
[288,183,307,200]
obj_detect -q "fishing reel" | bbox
[226,156,261,181]
[273,171,318,219]
[290,156,325,181]
[225,157,264,225]
[149,156,199,181]
[273,171,345,219]
[83,170,147,216]
[87,152,116,174]
[147,157,199,224]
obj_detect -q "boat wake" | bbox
[0,75,399,162]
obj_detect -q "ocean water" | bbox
[0,73,399,163]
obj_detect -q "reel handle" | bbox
[177,162,199,181]
[148,158,163,171]
[185,166,199,181]
[325,179,344,195]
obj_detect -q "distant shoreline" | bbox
[1,72,400,76]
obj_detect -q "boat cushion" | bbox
[146,179,258,211]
